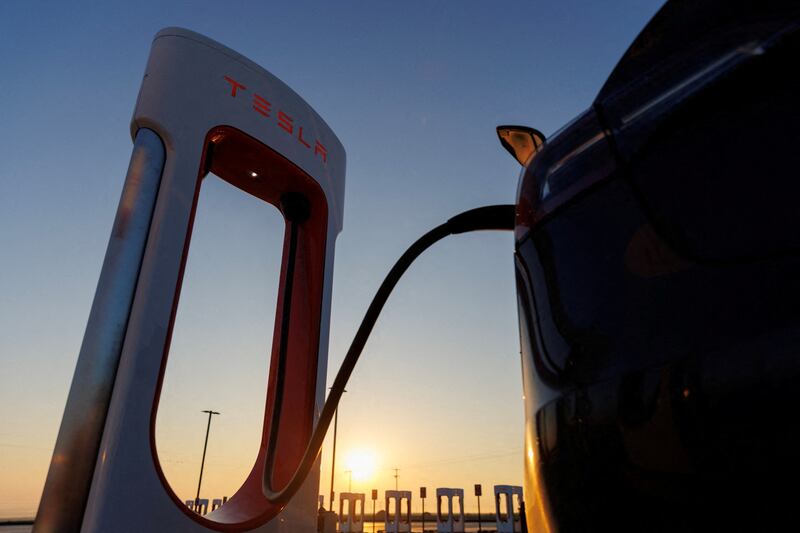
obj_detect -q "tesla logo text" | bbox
[223,75,328,164]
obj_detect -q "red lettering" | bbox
[297,126,311,148]
[223,76,246,97]
[314,141,327,163]
[253,94,271,117]
[278,111,294,134]
[221,74,330,165]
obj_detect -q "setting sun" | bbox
[344,449,378,482]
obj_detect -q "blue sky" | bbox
[0,0,665,518]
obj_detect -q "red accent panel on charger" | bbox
[151,125,329,532]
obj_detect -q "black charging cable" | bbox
[263,203,516,504]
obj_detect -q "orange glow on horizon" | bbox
[344,449,378,483]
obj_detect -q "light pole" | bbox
[195,410,220,508]
[329,387,346,510]
[393,468,399,491]
[345,470,352,492]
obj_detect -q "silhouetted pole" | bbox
[477,496,482,533]
[195,410,220,507]
[371,489,377,533]
[329,387,345,510]
[474,484,482,533]
[393,468,399,491]
[329,406,337,509]
[420,487,427,533]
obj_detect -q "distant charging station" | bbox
[35,28,345,532]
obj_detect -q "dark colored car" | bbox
[510,1,800,530]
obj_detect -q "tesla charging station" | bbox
[35,28,345,532]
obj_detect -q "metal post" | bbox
[421,496,425,533]
[474,484,483,533]
[372,496,376,533]
[345,470,352,492]
[329,387,345,511]
[393,468,399,491]
[195,410,220,507]
[329,406,338,510]
[477,495,481,533]
[420,487,427,533]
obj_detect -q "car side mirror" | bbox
[496,125,546,166]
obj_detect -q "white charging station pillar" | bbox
[196,499,209,516]
[494,485,523,533]
[435,488,465,533]
[385,491,412,533]
[338,492,365,533]
[35,27,345,533]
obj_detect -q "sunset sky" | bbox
[0,0,664,520]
